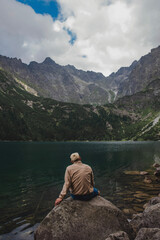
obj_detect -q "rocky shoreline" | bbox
[34,162,160,240]
[34,192,160,240]
[130,194,160,240]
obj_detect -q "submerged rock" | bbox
[140,171,148,176]
[34,196,135,240]
[133,192,150,199]
[124,171,149,176]
[124,171,140,175]
[143,176,152,184]
[122,208,136,215]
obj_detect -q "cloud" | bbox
[0,0,160,76]
[0,0,70,62]
[57,0,160,74]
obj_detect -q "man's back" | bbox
[67,161,94,195]
[55,152,99,206]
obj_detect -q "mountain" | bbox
[115,78,160,140]
[105,60,138,93]
[0,56,113,105]
[0,46,160,105]
[0,54,139,105]
[0,67,160,141]
[0,68,132,141]
[0,45,160,141]
[117,46,160,98]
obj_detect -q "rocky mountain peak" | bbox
[0,55,23,66]
[42,57,56,65]
[29,61,38,67]
[151,45,160,54]
[65,64,76,70]
[117,45,160,98]
[129,60,138,69]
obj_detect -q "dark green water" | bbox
[0,141,160,240]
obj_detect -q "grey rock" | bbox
[130,213,144,233]
[130,202,160,232]
[135,228,160,240]
[154,168,160,177]
[144,197,160,209]
[34,196,135,240]
[105,231,130,240]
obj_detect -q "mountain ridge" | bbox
[0,55,111,105]
[0,45,160,105]
[0,53,138,105]
[117,45,160,98]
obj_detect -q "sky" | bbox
[0,0,160,76]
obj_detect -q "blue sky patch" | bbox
[63,27,77,45]
[16,0,77,45]
[16,0,60,20]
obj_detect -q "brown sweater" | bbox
[59,161,94,199]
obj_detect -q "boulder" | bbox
[154,167,160,177]
[105,231,130,240]
[34,196,135,240]
[153,163,160,168]
[131,200,160,232]
[143,196,160,209]
[130,213,143,233]
[135,228,160,240]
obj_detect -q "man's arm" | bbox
[90,168,100,195]
[55,167,71,206]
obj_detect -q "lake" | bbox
[0,141,160,240]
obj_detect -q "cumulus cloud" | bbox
[57,0,160,74]
[0,0,160,76]
[0,0,70,62]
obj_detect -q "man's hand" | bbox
[55,198,63,206]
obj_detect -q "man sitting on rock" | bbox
[55,152,100,206]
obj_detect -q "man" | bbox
[55,152,99,206]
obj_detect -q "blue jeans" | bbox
[71,188,99,201]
